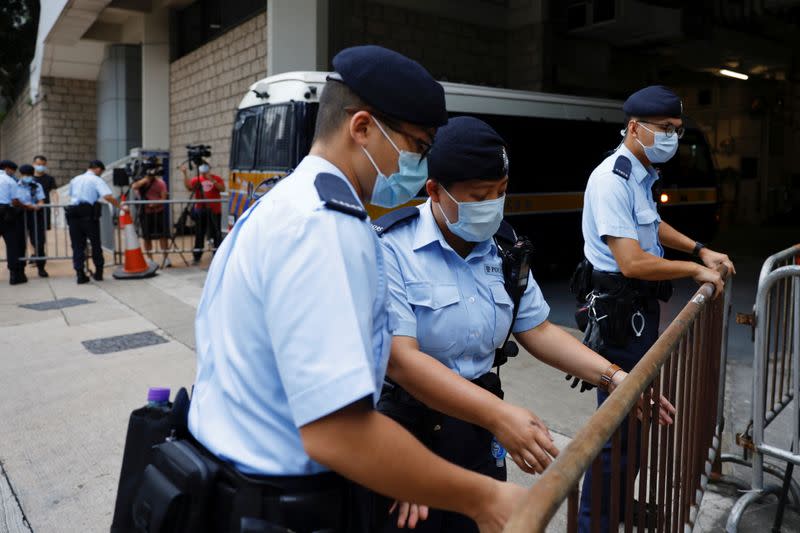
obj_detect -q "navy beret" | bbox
[18,164,34,175]
[88,159,105,170]
[428,116,508,183]
[0,160,18,170]
[331,45,447,128]
[623,85,683,118]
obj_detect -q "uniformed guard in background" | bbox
[573,85,735,532]
[66,160,120,284]
[177,46,525,533]
[0,160,26,285]
[17,164,48,278]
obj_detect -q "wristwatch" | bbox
[692,241,705,257]
[599,364,623,393]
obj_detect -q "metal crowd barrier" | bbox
[724,245,800,532]
[115,198,224,267]
[0,203,113,265]
[505,266,732,533]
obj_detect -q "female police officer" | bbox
[371,117,674,532]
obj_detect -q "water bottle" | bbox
[147,387,171,410]
[491,436,506,468]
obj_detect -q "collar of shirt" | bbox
[412,199,495,259]
[616,144,655,185]
[302,154,365,209]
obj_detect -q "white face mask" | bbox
[198,164,210,173]
[34,165,47,173]
[437,186,505,242]
[636,123,679,163]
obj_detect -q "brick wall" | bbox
[170,12,267,192]
[0,77,97,186]
[332,0,508,87]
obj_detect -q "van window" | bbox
[232,108,260,169]
[256,104,295,170]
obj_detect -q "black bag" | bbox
[111,388,191,532]
[130,439,219,533]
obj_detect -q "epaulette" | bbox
[612,155,632,181]
[314,173,367,220]
[494,219,517,245]
[372,206,420,237]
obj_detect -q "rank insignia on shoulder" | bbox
[372,206,420,237]
[314,173,367,219]
[612,155,632,180]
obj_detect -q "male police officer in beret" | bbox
[0,160,27,285]
[187,46,524,532]
[66,160,121,284]
[575,85,735,531]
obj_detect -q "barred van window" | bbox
[233,110,259,170]
[257,104,295,170]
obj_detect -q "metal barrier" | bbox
[724,245,800,531]
[0,203,114,265]
[114,198,224,267]
[505,266,732,533]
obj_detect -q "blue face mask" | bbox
[437,186,505,242]
[362,118,428,208]
[21,176,34,184]
[636,123,679,163]
[34,165,47,173]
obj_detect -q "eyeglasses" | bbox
[345,107,434,160]
[638,120,685,139]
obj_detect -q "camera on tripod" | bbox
[186,145,212,167]
[113,155,163,187]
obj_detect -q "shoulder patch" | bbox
[373,206,420,237]
[314,173,367,220]
[494,219,517,245]
[612,155,631,181]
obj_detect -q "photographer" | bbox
[131,166,170,267]
[180,161,224,265]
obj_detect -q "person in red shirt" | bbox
[181,161,225,264]
[132,168,170,267]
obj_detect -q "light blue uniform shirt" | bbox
[68,171,112,204]
[188,155,392,476]
[0,171,23,205]
[16,178,45,206]
[380,200,550,381]
[582,144,664,272]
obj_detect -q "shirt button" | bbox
[469,296,476,303]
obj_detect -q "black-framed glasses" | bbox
[345,107,434,160]
[639,120,685,139]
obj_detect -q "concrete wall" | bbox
[169,12,267,191]
[0,77,96,186]
[331,0,508,87]
[97,44,142,164]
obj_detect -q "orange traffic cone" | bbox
[113,204,158,279]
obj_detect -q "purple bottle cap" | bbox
[147,387,170,403]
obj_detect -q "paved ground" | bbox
[0,222,798,531]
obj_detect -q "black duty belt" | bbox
[591,270,672,302]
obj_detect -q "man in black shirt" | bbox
[33,155,57,230]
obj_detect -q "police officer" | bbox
[17,164,48,277]
[187,46,525,533]
[575,85,735,532]
[0,160,26,285]
[66,160,120,284]
[370,117,674,532]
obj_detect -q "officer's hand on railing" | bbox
[699,247,736,277]
[388,501,429,529]
[692,265,724,298]
[493,403,559,475]
[473,481,527,533]
[633,390,676,426]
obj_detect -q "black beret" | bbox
[0,160,18,170]
[18,164,34,175]
[428,116,508,183]
[88,159,105,170]
[331,45,447,128]
[623,85,683,118]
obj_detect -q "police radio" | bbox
[494,234,533,369]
